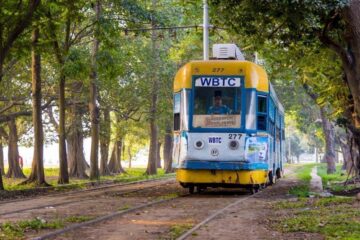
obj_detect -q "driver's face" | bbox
[214,96,222,106]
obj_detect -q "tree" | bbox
[99,108,110,175]
[163,124,173,173]
[145,0,160,175]
[89,0,101,180]
[209,0,360,176]
[0,0,40,82]
[24,27,47,185]
[6,118,25,178]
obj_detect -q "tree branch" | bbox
[317,11,352,68]
[0,98,55,123]
[1,0,40,64]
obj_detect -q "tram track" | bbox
[31,193,190,240]
[28,187,260,240]
[0,178,174,216]
[0,175,175,205]
[176,191,258,240]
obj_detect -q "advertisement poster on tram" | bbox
[244,136,268,162]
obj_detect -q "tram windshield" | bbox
[192,76,241,129]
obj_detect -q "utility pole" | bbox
[203,0,209,60]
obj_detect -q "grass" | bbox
[156,193,179,201]
[2,167,174,192]
[316,164,360,194]
[168,223,193,239]
[288,163,318,197]
[273,196,360,240]
[0,215,94,240]
[118,204,132,211]
[317,164,347,186]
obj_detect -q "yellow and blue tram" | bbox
[172,44,285,193]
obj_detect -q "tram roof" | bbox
[174,60,284,113]
[174,60,269,93]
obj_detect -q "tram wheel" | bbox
[268,171,275,185]
[276,168,282,179]
[189,185,195,194]
[250,185,260,194]
[197,186,207,193]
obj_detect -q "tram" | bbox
[172,44,285,193]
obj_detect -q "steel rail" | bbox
[0,175,175,205]
[31,193,189,240]
[0,178,176,216]
[176,192,259,240]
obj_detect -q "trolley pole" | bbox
[203,0,209,60]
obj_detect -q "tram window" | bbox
[192,76,242,129]
[246,91,256,130]
[258,96,267,113]
[268,121,275,136]
[174,93,181,131]
[282,129,285,140]
[257,115,266,131]
[174,113,180,131]
[269,99,275,121]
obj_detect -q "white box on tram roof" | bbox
[212,44,245,60]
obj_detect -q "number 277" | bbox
[228,134,241,140]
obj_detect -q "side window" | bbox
[245,91,256,130]
[257,95,267,131]
[174,93,180,131]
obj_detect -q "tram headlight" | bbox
[229,140,239,150]
[194,140,205,150]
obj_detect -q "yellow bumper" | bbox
[176,169,268,185]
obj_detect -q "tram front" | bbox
[173,44,272,192]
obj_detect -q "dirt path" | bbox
[1,166,324,240]
[0,179,176,223]
[184,171,323,240]
[51,189,250,240]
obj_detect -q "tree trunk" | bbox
[341,2,360,127]
[0,170,3,190]
[89,0,101,180]
[6,118,25,178]
[0,130,3,192]
[163,125,173,173]
[108,140,125,174]
[146,0,159,175]
[156,141,162,168]
[100,108,110,175]
[67,102,88,179]
[339,137,352,172]
[58,73,69,184]
[24,28,47,185]
[319,107,336,174]
[128,146,132,168]
[0,141,4,175]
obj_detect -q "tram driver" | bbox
[207,90,232,115]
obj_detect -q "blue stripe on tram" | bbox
[179,160,268,170]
